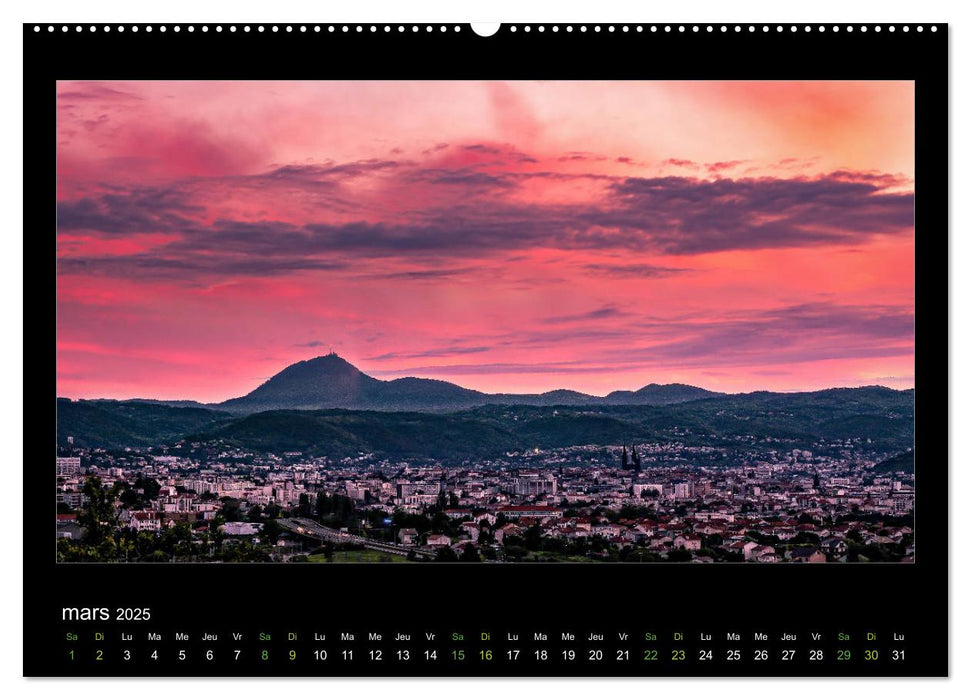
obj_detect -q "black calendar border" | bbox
[25,23,949,677]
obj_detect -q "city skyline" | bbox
[57,80,915,401]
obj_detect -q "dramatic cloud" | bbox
[603,174,913,254]
[57,188,204,234]
[56,168,913,276]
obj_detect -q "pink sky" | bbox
[56,81,915,401]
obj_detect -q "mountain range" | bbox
[56,355,915,458]
[216,354,722,413]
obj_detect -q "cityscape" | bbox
[55,436,915,564]
[55,357,915,564]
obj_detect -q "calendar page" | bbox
[26,21,947,677]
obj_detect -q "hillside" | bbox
[185,409,520,460]
[871,449,915,474]
[56,398,231,449]
[50,385,915,459]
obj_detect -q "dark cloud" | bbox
[582,263,689,278]
[57,188,204,234]
[58,253,349,279]
[706,160,747,173]
[462,144,502,155]
[544,305,628,324]
[421,142,450,155]
[82,114,111,131]
[663,158,699,169]
[557,152,607,162]
[459,143,538,163]
[825,170,910,188]
[603,174,914,254]
[367,267,479,280]
[56,165,914,276]
[261,159,402,182]
[414,169,516,190]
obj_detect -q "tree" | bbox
[133,476,161,501]
[218,499,244,522]
[524,524,542,550]
[666,547,692,562]
[261,519,282,544]
[298,493,313,518]
[79,477,120,546]
[460,544,480,562]
[435,546,459,562]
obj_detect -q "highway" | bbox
[276,517,433,559]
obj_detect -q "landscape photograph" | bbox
[55,80,915,563]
